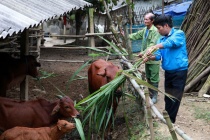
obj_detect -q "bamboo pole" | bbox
[184,66,210,93]
[0,38,17,47]
[45,34,86,38]
[85,32,120,36]
[145,89,154,140]
[121,60,192,140]
[39,59,84,63]
[163,110,178,140]
[198,74,210,97]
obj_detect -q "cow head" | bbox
[97,65,120,83]
[24,55,41,77]
[97,65,122,96]
[51,95,80,118]
[57,120,75,133]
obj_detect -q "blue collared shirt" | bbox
[155,28,188,71]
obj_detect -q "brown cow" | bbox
[0,120,75,140]
[88,59,122,139]
[0,95,79,131]
[0,53,41,97]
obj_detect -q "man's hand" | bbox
[120,28,124,36]
[138,52,144,58]
[145,45,158,56]
[143,55,154,63]
[143,57,150,63]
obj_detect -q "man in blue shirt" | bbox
[143,14,188,123]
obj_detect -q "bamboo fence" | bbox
[102,0,192,139]
[180,0,210,93]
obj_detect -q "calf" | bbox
[88,59,122,139]
[0,53,41,97]
[0,120,75,140]
[0,95,79,131]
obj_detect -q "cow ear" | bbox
[97,68,106,76]
[51,104,60,115]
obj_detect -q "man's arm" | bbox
[129,29,144,40]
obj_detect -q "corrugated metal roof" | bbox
[0,0,91,39]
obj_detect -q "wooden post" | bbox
[88,8,95,50]
[145,89,155,140]
[20,29,29,101]
[162,0,164,14]
[63,15,67,43]
[37,25,41,61]
[163,110,178,140]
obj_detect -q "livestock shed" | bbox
[0,0,91,100]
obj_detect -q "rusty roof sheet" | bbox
[0,0,91,39]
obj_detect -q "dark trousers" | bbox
[164,70,188,123]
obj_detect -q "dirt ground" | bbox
[7,46,210,140]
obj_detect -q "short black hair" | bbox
[153,14,173,28]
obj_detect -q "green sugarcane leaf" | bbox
[105,107,113,129]
[97,94,111,131]
[124,92,136,99]
[122,71,176,101]
[81,46,113,55]
[66,60,91,92]
[81,111,92,126]
[98,107,107,132]
[76,89,102,106]
[74,118,86,140]
[97,35,127,54]
[47,81,66,96]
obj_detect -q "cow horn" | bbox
[55,95,63,99]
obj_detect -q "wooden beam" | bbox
[39,59,84,63]
[40,46,108,49]
[85,32,120,37]
[20,29,29,101]
[45,34,86,38]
